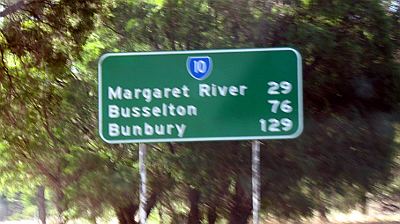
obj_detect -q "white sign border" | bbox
[98,48,303,144]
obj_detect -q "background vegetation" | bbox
[0,0,399,223]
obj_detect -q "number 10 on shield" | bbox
[186,56,213,80]
[194,60,207,73]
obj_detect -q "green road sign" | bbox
[98,48,303,143]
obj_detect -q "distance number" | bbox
[267,100,293,113]
[268,81,292,95]
[259,118,293,132]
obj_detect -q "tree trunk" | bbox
[89,216,97,224]
[158,205,164,224]
[315,189,329,223]
[187,187,201,224]
[145,189,161,218]
[54,188,66,224]
[207,206,217,224]
[37,186,46,224]
[361,192,368,215]
[228,181,252,224]
[207,178,229,224]
[318,206,329,223]
[115,203,138,224]
[0,196,8,221]
[115,209,126,224]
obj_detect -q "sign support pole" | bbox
[252,140,261,224]
[139,143,147,224]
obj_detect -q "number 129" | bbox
[259,118,293,132]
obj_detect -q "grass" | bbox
[0,208,399,224]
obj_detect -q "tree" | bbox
[0,0,106,223]
[0,0,399,223]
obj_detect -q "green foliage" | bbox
[0,0,399,223]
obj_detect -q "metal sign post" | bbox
[139,143,147,224]
[252,141,261,224]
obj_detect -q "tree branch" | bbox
[0,0,25,17]
[0,0,32,18]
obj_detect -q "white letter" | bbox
[121,126,131,136]
[108,105,120,118]
[175,124,186,137]
[152,107,161,117]
[164,88,172,98]
[123,89,132,99]
[134,89,142,99]
[259,119,267,132]
[176,106,186,116]
[229,86,238,96]
[187,105,197,116]
[108,86,122,100]
[109,123,120,136]
[166,124,174,135]
[131,107,141,117]
[172,88,181,98]
[132,125,142,136]
[268,100,280,113]
[142,107,151,117]
[142,88,152,102]
[153,88,162,99]
[239,85,248,95]
[144,123,154,136]
[182,85,190,97]
[154,125,165,136]
[217,85,228,96]
[199,84,210,97]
